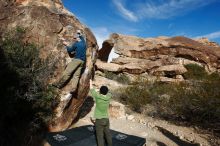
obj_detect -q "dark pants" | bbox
[95,118,112,146]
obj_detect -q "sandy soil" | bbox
[72,102,213,146]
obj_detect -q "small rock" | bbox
[139,119,143,123]
[142,122,147,125]
[150,142,160,146]
[180,135,185,140]
[153,127,158,130]
[127,115,134,121]
[141,132,148,137]
[147,122,155,128]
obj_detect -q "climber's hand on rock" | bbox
[62,41,68,46]
[59,37,68,46]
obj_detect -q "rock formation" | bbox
[0,0,98,132]
[97,33,220,82]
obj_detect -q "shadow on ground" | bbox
[156,126,199,146]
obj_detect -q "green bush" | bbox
[183,64,208,80]
[117,81,151,113]
[0,27,58,146]
[154,81,220,123]
[116,75,220,130]
[104,71,130,84]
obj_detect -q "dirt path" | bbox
[73,101,212,146]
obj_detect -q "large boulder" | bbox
[0,0,98,132]
[97,33,220,82]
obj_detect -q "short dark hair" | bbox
[100,86,108,95]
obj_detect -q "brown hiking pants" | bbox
[55,58,84,90]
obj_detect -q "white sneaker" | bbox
[65,93,72,100]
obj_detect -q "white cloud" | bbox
[195,31,220,40]
[112,0,138,22]
[137,0,217,19]
[112,0,218,21]
[91,27,111,49]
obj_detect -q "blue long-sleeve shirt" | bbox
[66,36,87,61]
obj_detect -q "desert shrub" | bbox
[152,81,220,124]
[206,72,220,81]
[183,64,208,80]
[0,27,58,146]
[114,78,151,112]
[116,74,220,131]
[104,71,130,84]
[117,81,151,113]
[117,74,130,84]
[104,71,116,80]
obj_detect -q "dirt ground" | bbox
[73,100,218,146]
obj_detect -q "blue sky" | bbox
[62,0,220,47]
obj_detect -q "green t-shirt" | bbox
[90,88,111,119]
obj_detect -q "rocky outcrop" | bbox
[0,0,98,131]
[195,37,220,47]
[92,75,124,91]
[97,33,220,82]
[109,101,126,119]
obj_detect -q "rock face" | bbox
[0,0,98,131]
[97,33,220,82]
